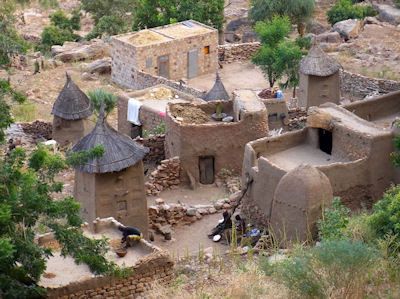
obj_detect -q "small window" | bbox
[204,46,210,55]
[146,58,152,68]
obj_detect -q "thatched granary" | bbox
[298,45,342,108]
[203,73,230,102]
[70,110,150,237]
[51,74,94,146]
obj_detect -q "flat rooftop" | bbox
[116,20,214,47]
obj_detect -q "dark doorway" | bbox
[131,124,142,138]
[199,156,214,184]
[318,128,332,155]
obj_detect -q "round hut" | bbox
[298,45,342,108]
[203,72,230,102]
[51,73,94,146]
[70,109,150,237]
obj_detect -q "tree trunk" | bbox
[292,86,296,98]
[297,22,306,35]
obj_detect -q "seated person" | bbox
[119,225,142,247]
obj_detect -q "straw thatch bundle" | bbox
[299,45,342,77]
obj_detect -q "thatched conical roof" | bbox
[52,73,93,120]
[203,73,230,102]
[299,45,342,77]
[70,108,149,174]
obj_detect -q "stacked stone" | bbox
[135,135,165,163]
[218,42,261,63]
[20,120,53,140]
[148,196,237,229]
[48,250,174,299]
[145,157,180,196]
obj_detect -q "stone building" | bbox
[242,97,400,236]
[202,73,230,102]
[51,74,94,146]
[70,110,150,237]
[298,45,342,108]
[111,20,218,89]
[165,89,269,186]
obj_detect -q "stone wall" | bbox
[135,135,166,164]
[145,157,181,196]
[340,70,400,98]
[218,42,261,63]
[47,250,173,299]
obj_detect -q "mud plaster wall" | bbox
[298,72,340,108]
[343,90,400,122]
[74,162,148,237]
[46,250,174,299]
[262,98,289,129]
[52,116,94,147]
[111,27,218,82]
[340,70,400,98]
[165,101,269,184]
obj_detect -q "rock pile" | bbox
[218,42,261,63]
[135,134,165,163]
[148,196,237,231]
[20,120,52,140]
[145,157,180,195]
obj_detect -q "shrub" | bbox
[368,185,400,253]
[326,0,377,25]
[88,88,117,116]
[85,15,125,40]
[39,26,75,52]
[50,9,81,31]
[317,197,350,241]
[273,240,378,298]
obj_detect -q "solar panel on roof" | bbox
[183,21,194,28]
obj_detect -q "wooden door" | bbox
[158,56,169,79]
[199,156,214,184]
[187,50,198,78]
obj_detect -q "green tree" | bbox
[133,0,225,32]
[39,26,75,52]
[50,9,81,31]
[85,15,125,40]
[249,0,315,34]
[326,0,377,25]
[251,16,291,88]
[0,1,30,67]
[88,88,117,116]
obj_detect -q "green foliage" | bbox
[153,123,166,135]
[85,15,125,40]
[0,79,26,142]
[326,0,377,25]
[88,88,117,116]
[397,0,400,8]
[368,185,400,253]
[0,144,128,298]
[252,16,308,89]
[391,121,400,166]
[317,197,351,241]
[133,0,225,32]
[66,145,105,166]
[79,0,135,24]
[50,9,81,31]
[271,240,378,298]
[249,0,315,29]
[0,1,31,68]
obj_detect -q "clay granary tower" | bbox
[203,73,230,102]
[70,109,149,237]
[298,45,342,108]
[51,73,94,146]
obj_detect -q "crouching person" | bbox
[119,225,142,248]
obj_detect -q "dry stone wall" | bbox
[145,157,181,196]
[218,42,261,63]
[340,70,400,98]
[135,135,165,164]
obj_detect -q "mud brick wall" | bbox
[145,157,180,196]
[218,42,261,63]
[46,250,174,299]
[340,70,400,98]
[135,135,165,163]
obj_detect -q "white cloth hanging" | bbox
[127,98,143,125]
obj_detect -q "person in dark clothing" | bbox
[235,214,246,235]
[208,211,233,238]
[119,225,142,247]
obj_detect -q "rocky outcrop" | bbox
[332,19,363,40]
[55,40,110,62]
[315,31,343,43]
[83,57,112,74]
[307,21,328,35]
[375,4,400,25]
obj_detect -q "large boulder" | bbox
[375,4,400,25]
[307,21,328,35]
[55,40,110,62]
[226,17,249,32]
[315,31,343,43]
[51,41,79,56]
[332,19,363,41]
[84,57,112,74]
[270,165,333,243]
[242,29,259,43]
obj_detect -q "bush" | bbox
[317,197,350,241]
[273,240,378,298]
[85,15,124,40]
[39,26,75,52]
[368,185,400,253]
[326,0,377,25]
[50,9,80,31]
